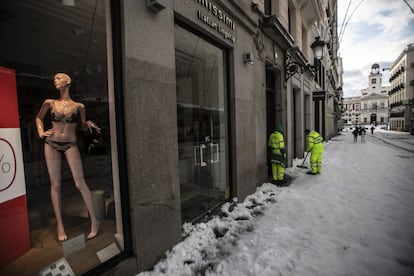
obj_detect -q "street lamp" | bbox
[285,36,325,81]
[310,36,325,60]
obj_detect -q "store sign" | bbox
[194,0,236,43]
[313,90,326,101]
[0,66,30,267]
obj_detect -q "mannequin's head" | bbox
[54,72,71,89]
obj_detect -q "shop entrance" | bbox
[175,24,229,222]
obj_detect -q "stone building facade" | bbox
[0,0,340,274]
[389,43,414,132]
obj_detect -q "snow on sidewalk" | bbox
[137,131,414,276]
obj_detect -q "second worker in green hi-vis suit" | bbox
[305,129,324,175]
[268,123,287,186]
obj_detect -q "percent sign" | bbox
[0,138,17,192]
[0,153,11,173]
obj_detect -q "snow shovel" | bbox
[297,152,309,169]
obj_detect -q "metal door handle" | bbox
[200,144,207,167]
[194,144,207,167]
[211,143,219,163]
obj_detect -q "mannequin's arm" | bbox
[35,100,53,138]
[79,103,101,133]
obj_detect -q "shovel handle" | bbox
[300,151,309,167]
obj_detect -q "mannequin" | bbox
[36,73,101,242]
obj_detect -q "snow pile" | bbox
[137,161,311,275]
[138,183,283,275]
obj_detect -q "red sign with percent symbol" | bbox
[0,66,30,267]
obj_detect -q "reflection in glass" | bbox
[175,25,229,222]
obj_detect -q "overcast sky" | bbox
[337,0,414,98]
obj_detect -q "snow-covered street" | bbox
[138,130,414,276]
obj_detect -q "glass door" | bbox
[175,24,229,222]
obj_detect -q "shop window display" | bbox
[0,1,124,275]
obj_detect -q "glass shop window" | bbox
[0,1,124,275]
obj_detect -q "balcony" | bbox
[390,101,403,108]
[260,15,294,51]
[389,83,405,95]
[390,111,404,118]
[389,66,405,82]
[297,0,322,23]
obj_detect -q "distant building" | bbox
[342,96,361,126]
[342,64,389,126]
[389,43,414,132]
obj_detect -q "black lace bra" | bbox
[51,100,79,123]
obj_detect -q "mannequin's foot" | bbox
[87,220,100,240]
[57,225,67,242]
[58,233,68,242]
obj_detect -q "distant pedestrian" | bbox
[370,124,375,134]
[352,127,359,143]
[359,127,366,143]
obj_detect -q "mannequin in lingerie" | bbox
[36,72,101,242]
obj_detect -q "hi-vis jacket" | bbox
[269,131,285,164]
[306,130,324,153]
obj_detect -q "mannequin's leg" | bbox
[65,146,99,239]
[44,143,66,241]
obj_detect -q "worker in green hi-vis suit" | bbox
[305,129,324,175]
[268,123,287,186]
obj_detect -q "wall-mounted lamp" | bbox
[285,36,325,81]
[147,0,167,13]
[243,52,254,65]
